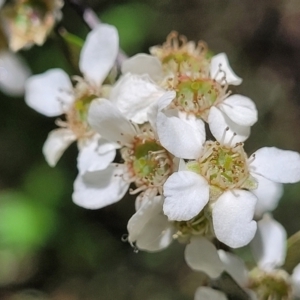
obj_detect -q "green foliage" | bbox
[22,163,67,207]
[0,192,57,252]
[100,3,156,54]
[59,29,84,70]
[283,231,300,273]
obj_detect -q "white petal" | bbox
[42,128,76,167]
[128,195,164,243]
[194,287,228,300]
[218,250,249,287]
[219,94,258,126]
[157,111,205,159]
[147,91,176,132]
[25,69,73,116]
[0,51,31,96]
[210,53,242,85]
[157,90,176,111]
[251,174,283,217]
[72,164,129,209]
[79,24,118,86]
[292,263,300,297]
[77,137,116,175]
[213,190,257,248]
[110,73,164,124]
[208,107,250,145]
[88,98,136,145]
[185,236,224,278]
[121,54,163,81]
[250,214,287,270]
[163,171,209,221]
[249,147,300,183]
[128,195,175,252]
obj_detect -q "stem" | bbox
[66,0,128,67]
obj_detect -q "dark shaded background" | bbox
[1,0,300,299]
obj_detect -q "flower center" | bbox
[249,268,292,300]
[173,206,214,243]
[58,78,98,139]
[170,76,226,119]
[150,31,210,75]
[187,141,257,200]
[121,126,173,195]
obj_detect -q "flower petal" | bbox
[110,73,165,124]
[208,107,250,145]
[147,91,176,132]
[79,24,118,86]
[218,250,249,287]
[88,98,136,145]
[292,263,300,297]
[0,51,31,96]
[212,190,257,248]
[251,174,283,217]
[121,53,163,81]
[128,196,174,251]
[250,214,287,270]
[157,111,205,159]
[185,236,224,278]
[42,128,76,167]
[194,287,227,300]
[77,137,116,175]
[163,171,209,221]
[250,147,300,183]
[72,164,129,209]
[25,69,73,116]
[194,287,228,300]
[210,53,242,85]
[219,94,258,126]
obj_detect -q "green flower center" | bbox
[15,1,48,28]
[173,206,213,242]
[121,133,173,192]
[249,268,292,300]
[187,141,256,200]
[162,52,209,74]
[171,78,224,119]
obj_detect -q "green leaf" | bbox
[59,28,84,68]
[0,192,57,251]
[100,3,156,54]
[22,163,67,207]
[283,230,300,273]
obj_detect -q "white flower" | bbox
[0,50,30,96]
[127,195,224,279]
[111,31,255,135]
[219,214,300,299]
[1,0,64,51]
[162,125,300,247]
[72,98,176,209]
[24,24,119,174]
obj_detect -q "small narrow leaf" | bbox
[283,231,300,273]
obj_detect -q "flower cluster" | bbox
[24,24,300,299]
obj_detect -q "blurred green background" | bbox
[1,0,300,299]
